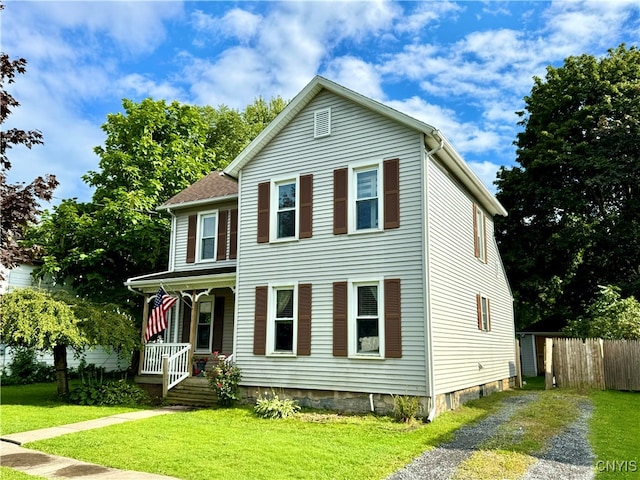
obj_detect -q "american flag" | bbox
[144,287,177,342]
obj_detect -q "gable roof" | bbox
[158,171,238,211]
[224,75,507,217]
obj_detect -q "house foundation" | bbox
[240,376,516,418]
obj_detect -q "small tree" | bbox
[565,285,640,340]
[0,289,140,396]
[0,289,84,395]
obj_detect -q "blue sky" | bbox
[3,1,639,206]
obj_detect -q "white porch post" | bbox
[188,290,198,376]
[138,294,151,375]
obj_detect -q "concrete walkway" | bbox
[0,406,190,479]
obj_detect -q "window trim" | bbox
[348,278,385,359]
[474,204,487,263]
[195,295,216,353]
[270,175,300,243]
[266,282,298,357]
[196,210,218,263]
[477,293,491,332]
[349,161,383,234]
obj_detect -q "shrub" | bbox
[254,390,300,419]
[67,380,149,406]
[392,394,422,423]
[205,352,241,407]
[1,346,55,385]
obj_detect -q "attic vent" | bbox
[314,108,331,138]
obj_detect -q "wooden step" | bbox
[165,376,217,407]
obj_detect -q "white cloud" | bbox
[396,1,464,34]
[322,57,385,100]
[118,74,185,102]
[467,161,502,193]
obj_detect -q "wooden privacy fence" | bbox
[546,338,640,391]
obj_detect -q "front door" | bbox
[194,295,225,354]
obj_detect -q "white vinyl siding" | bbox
[234,90,429,396]
[427,157,515,395]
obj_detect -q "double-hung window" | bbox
[350,280,384,357]
[355,167,380,231]
[477,294,491,332]
[271,178,298,241]
[267,284,297,355]
[198,211,217,261]
[473,204,487,262]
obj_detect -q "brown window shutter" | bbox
[299,174,313,239]
[253,286,268,355]
[476,294,483,330]
[332,282,348,356]
[333,168,348,235]
[487,298,491,331]
[216,210,228,261]
[297,284,312,355]
[483,214,488,263]
[473,204,479,258]
[186,214,197,263]
[212,296,225,353]
[384,278,402,358]
[383,158,400,229]
[257,182,270,243]
[229,208,238,259]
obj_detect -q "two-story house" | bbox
[127,76,516,416]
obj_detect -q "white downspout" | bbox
[423,131,444,422]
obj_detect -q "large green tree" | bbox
[495,44,640,329]
[32,96,286,310]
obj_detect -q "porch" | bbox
[125,267,236,400]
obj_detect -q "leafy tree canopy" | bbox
[564,285,640,340]
[30,96,286,309]
[495,44,640,329]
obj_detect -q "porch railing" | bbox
[141,343,190,374]
[162,344,191,397]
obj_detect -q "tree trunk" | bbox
[53,344,69,396]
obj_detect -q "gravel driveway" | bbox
[388,392,594,480]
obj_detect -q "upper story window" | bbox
[473,204,487,263]
[275,180,297,239]
[354,167,380,231]
[257,175,312,244]
[199,213,217,261]
[333,158,399,235]
[477,294,491,331]
[314,108,331,138]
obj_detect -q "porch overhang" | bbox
[125,266,236,294]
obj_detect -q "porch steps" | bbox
[164,376,216,408]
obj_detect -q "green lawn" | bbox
[27,405,503,480]
[0,383,141,435]
[590,390,640,480]
[2,381,638,480]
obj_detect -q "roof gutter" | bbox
[423,131,444,422]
